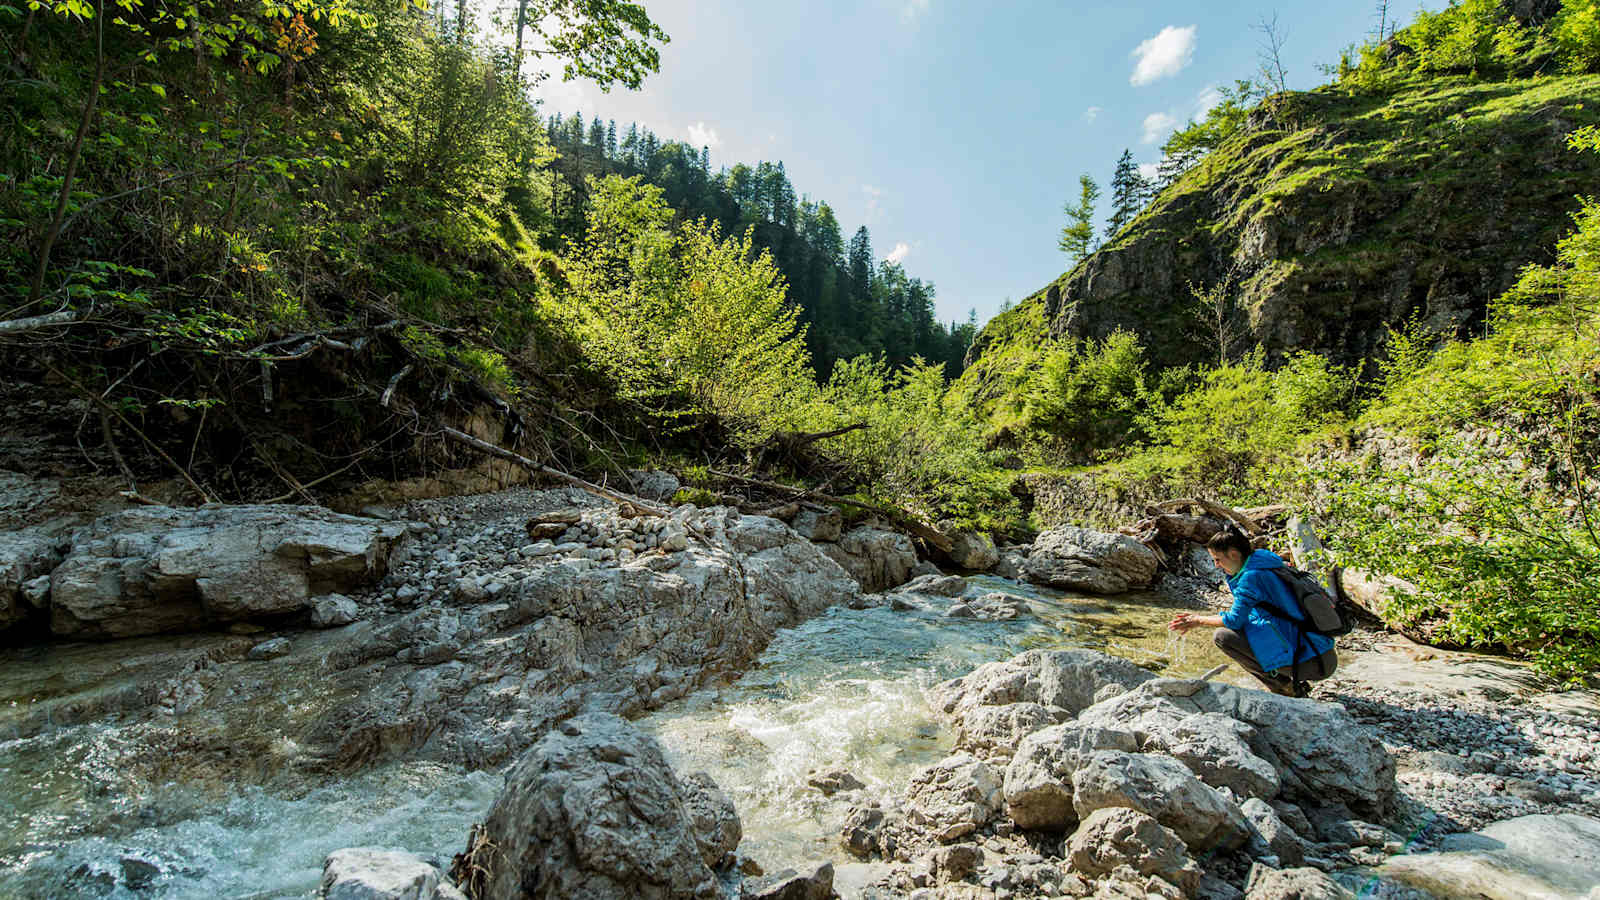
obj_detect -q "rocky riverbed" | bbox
[1,479,1598,898]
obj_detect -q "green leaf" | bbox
[149,83,166,99]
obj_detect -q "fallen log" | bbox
[0,308,78,335]
[438,425,667,518]
[707,468,953,553]
[1151,498,1261,534]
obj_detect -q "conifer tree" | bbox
[1106,149,1152,240]
[1060,174,1100,262]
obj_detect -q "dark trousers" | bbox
[1213,627,1337,696]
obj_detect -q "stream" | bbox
[0,575,1228,898]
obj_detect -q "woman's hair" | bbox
[1206,527,1253,557]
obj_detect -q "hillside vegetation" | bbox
[954,0,1600,682]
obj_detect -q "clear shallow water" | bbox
[0,576,1228,898]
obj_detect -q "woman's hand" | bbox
[1168,612,1198,632]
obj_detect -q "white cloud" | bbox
[1195,85,1224,119]
[1141,111,1177,144]
[1138,162,1161,181]
[1084,106,1103,123]
[686,122,721,149]
[1130,25,1198,86]
[901,0,930,23]
[885,242,912,264]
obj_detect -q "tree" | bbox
[1255,12,1290,94]
[1188,271,1246,367]
[1374,0,1393,42]
[1106,150,1152,240]
[1059,174,1100,263]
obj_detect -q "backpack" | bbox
[1263,565,1357,638]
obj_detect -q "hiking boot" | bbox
[1292,680,1313,698]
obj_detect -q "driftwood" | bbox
[1151,498,1261,534]
[707,468,953,553]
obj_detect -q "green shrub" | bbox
[1020,330,1156,459]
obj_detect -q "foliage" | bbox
[1058,174,1099,263]
[559,175,814,446]
[797,357,1016,529]
[1019,331,1155,460]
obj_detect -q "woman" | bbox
[1168,529,1337,698]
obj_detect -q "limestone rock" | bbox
[681,771,742,869]
[1243,865,1352,900]
[0,527,66,631]
[320,847,458,900]
[791,507,843,543]
[807,770,867,797]
[1142,712,1281,801]
[904,754,1004,843]
[248,637,292,660]
[1378,813,1600,900]
[49,505,409,639]
[947,592,1029,621]
[1071,750,1251,851]
[928,649,1155,723]
[1023,526,1158,595]
[312,593,360,628]
[468,713,726,900]
[992,551,1027,580]
[944,529,1000,572]
[740,862,835,900]
[956,702,1056,758]
[1076,677,1396,818]
[1242,798,1306,867]
[1003,723,1138,830]
[822,525,917,593]
[1066,807,1201,895]
[628,470,682,502]
[898,573,969,597]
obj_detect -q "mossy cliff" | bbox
[961,72,1600,410]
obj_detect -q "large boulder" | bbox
[943,527,1000,572]
[0,527,66,631]
[740,862,835,900]
[1378,813,1600,900]
[628,470,682,502]
[48,505,411,638]
[320,848,465,900]
[1023,526,1158,595]
[1003,723,1138,830]
[821,525,917,593]
[790,507,843,543]
[1076,677,1397,818]
[1071,750,1251,851]
[1066,807,1201,895]
[465,713,729,900]
[1141,712,1281,801]
[928,649,1155,724]
[1243,865,1352,900]
[957,702,1057,757]
[903,754,1004,843]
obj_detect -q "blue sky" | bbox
[533,0,1446,327]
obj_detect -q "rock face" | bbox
[47,506,410,638]
[0,527,65,630]
[466,713,731,900]
[1023,525,1158,595]
[320,847,464,900]
[821,525,917,593]
[1379,813,1600,900]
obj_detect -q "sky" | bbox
[529,0,1447,328]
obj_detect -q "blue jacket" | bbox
[1222,550,1335,672]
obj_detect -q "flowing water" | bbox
[0,576,1231,898]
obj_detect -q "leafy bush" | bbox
[1020,330,1156,460]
